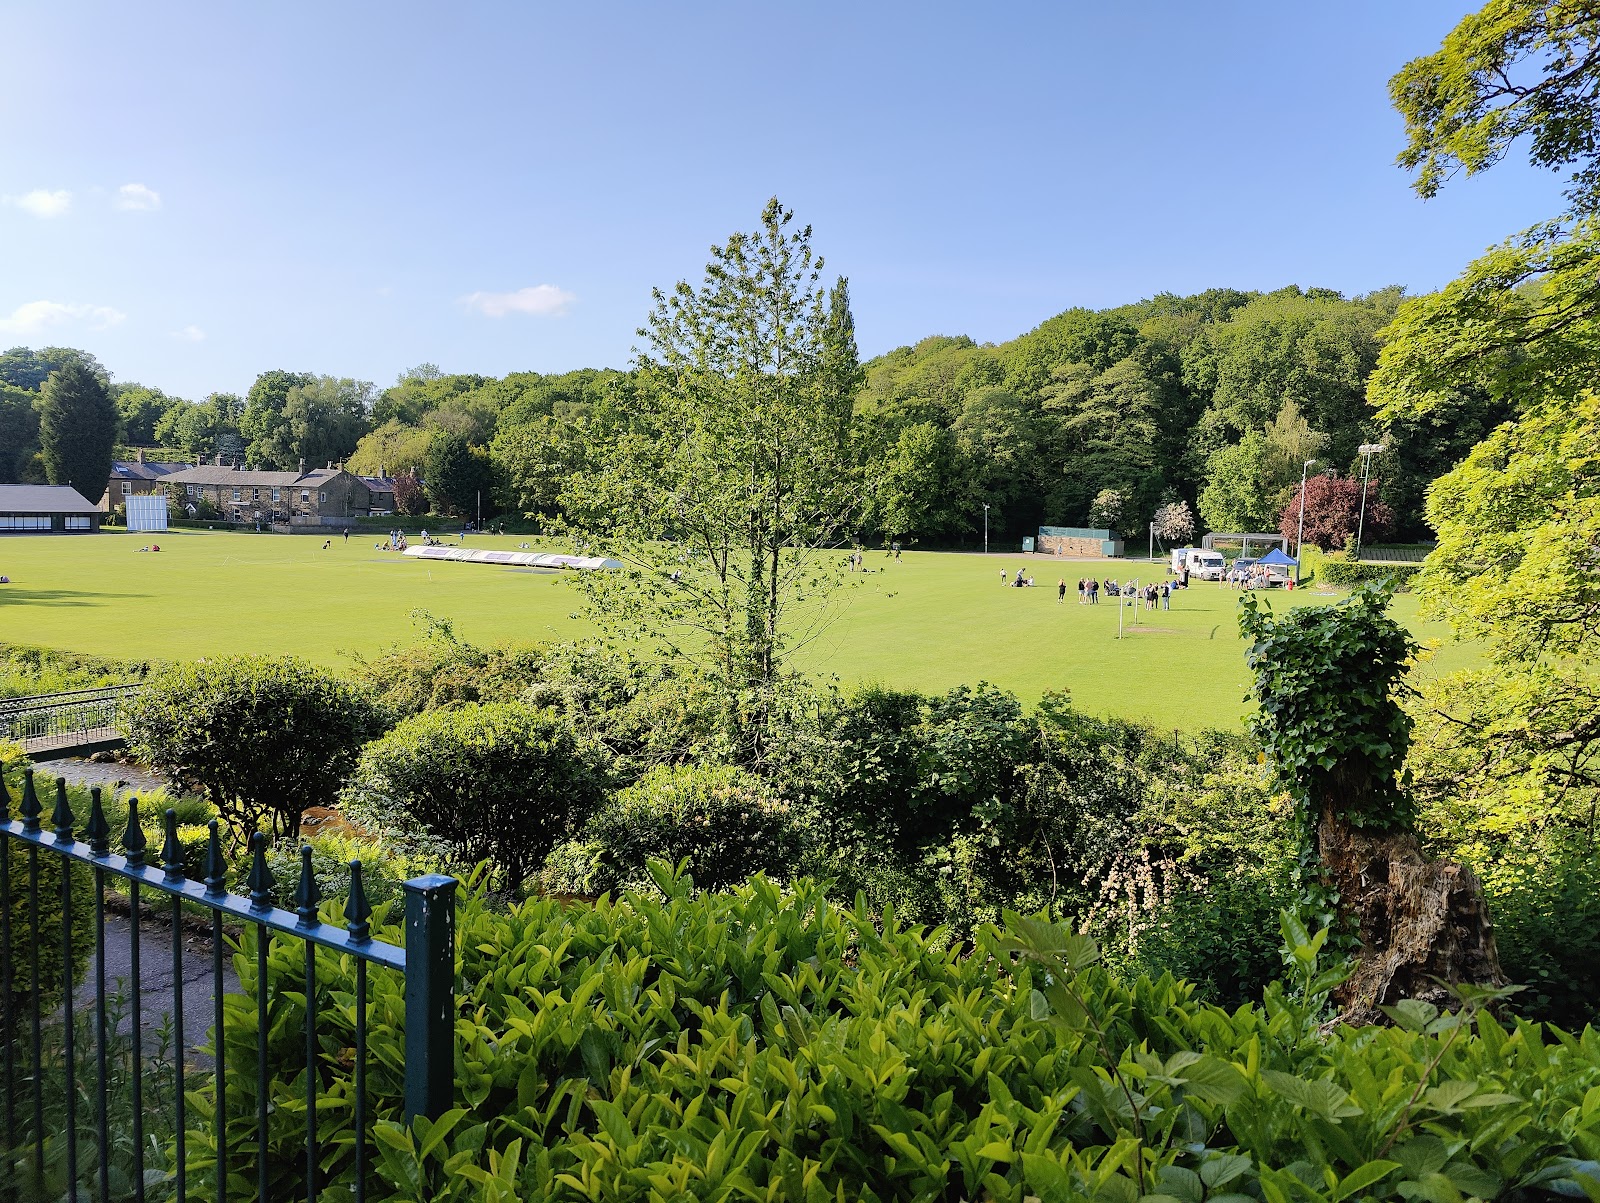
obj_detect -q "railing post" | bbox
[402,874,457,1123]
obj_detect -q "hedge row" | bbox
[1317,559,1421,589]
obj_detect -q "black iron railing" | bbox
[0,768,458,1202]
[0,685,142,746]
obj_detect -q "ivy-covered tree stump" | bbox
[1241,587,1503,1023]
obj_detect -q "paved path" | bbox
[80,911,242,1062]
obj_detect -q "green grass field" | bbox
[0,530,1469,731]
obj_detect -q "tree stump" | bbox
[1316,766,1504,1024]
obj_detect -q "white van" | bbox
[1171,547,1227,580]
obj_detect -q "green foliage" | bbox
[1391,1,1600,213]
[0,763,96,1016]
[194,873,1600,1203]
[424,430,494,517]
[39,358,117,504]
[127,655,384,842]
[1316,559,1419,589]
[557,762,800,894]
[0,639,148,699]
[0,381,41,483]
[346,701,610,888]
[563,199,866,730]
[1240,587,1417,928]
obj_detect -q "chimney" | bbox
[136,448,145,464]
[215,453,223,466]
[326,461,333,470]
[298,458,306,476]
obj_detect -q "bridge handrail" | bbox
[0,683,144,712]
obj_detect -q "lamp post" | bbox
[982,503,990,556]
[1353,443,1384,561]
[1294,458,1316,584]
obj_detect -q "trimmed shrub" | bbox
[1317,558,1421,589]
[345,701,609,888]
[127,655,384,842]
[567,763,799,893]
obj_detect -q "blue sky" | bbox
[0,2,1569,400]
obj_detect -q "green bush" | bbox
[127,654,384,844]
[559,762,799,893]
[1316,558,1420,588]
[189,873,1600,1203]
[346,701,609,888]
[261,829,416,911]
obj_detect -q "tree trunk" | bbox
[1315,765,1504,1024]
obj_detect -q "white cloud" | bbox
[4,189,72,218]
[171,324,205,342]
[116,183,162,211]
[0,300,127,337]
[459,284,575,318]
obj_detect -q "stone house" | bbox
[101,452,190,512]
[163,461,377,527]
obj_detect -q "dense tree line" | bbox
[2,281,1502,540]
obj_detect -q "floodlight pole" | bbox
[1148,521,1154,563]
[1295,458,1316,585]
[982,503,989,556]
[1354,443,1384,561]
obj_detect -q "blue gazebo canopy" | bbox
[1259,547,1297,567]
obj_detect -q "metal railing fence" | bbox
[0,686,143,745]
[0,768,457,1202]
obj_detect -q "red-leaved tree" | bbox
[1279,474,1393,552]
[393,471,429,516]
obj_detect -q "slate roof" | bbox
[163,466,349,488]
[0,484,102,514]
[360,475,397,492]
[110,461,190,482]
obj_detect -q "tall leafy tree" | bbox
[0,385,40,482]
[424,431,493,517]
[240,369,316,467]
[563,199,866,737]
[1392,2,1600,214]
[39,360,117,502]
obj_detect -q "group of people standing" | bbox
[1057,577,1175,609]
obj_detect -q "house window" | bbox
[232,488,241,502]
[186,485,196,497]
[252,488,260,501]
[64,516,92,530]
[301,490,309,502]
[122,482,132,496]
[271,488,280,502]
[0,516,49,530]
[318,491,326,503]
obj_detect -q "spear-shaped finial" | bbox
[122,796,147,867]
[294,845,320,925]
[84,787,111,856]
[0,769,12,823]
[51,778,74,842]
[203,820,226,895]
[246,833,275,910]
[19,770,41,833]
[161,809,185,882]
[344,860,371,942]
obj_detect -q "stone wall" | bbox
[1038,535,1108,557]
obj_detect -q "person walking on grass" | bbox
[1057,578,1066,604]
[1161,581,1171,610]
